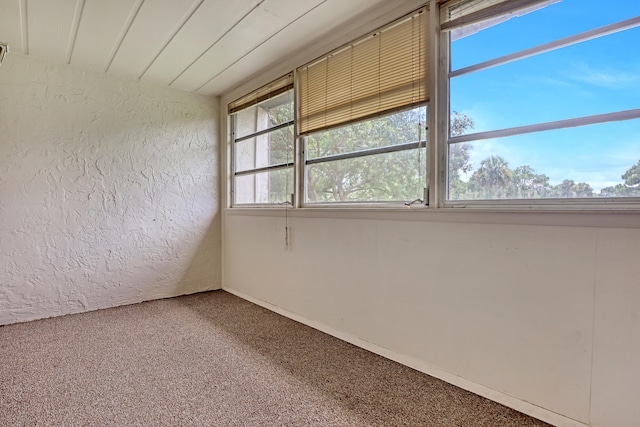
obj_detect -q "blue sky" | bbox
[450,0,640,191]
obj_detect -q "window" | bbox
[230,75,294,205]
[443,0,640,202]
[227,1,640,210]
[304,107,427,203]
[298,7,428,205]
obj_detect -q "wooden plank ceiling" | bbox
[0,0,394,96]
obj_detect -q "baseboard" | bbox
[0,282,221,326]
[223,286,590,427]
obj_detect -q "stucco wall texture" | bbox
[0,54,220,325]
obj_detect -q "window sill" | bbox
[224,204,640,229]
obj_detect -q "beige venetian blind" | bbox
[298,7,427,135]
[228,73,294,115]
[440,0,555,31]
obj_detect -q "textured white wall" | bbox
[0,54,220,325]
[223,211,640,427]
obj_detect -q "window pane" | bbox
[304,107,427,204]
[306,148,427,203]
[306,107,427,160]
[234,90,293,139]
[450,26,640,134]
[447,119,640,200]
[234,126,294,173]
[451,0,640,71]
[234,168,294,205]
[232,87,294,206]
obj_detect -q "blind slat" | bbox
[229,73,294,115]
[440,0,556,31]
[298,7,428,135]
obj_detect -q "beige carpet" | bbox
[0,291,550,426]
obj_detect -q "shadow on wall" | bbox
[175,214,222,295]
[175,109,221,295]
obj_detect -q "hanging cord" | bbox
[418,118,423,190]
[278,130,293,249]
[278,198,290,249]
[406,117,425,207]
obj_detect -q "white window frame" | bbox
[296,6,430,208]
[299,105,429,208]
[438,1,640,209]
[224,0,640,212]
[230,89,295,207]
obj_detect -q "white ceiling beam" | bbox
[211,0,424,98]
[140,0,263,87]
[194,0,326,93]
[29,0,77,63]
[66,0,85,64]
[168,0,266,87]
[71,0,136,71]
[105,0,145,73]
[19,0,28,54]
[171,0,325,92]
[136,0,205,80]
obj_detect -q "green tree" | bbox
[306,107,427,202]
[551,180,593,198]
[599,184,640,197]
[266,101,295,202]
[447,111,475,200]
[622,160,640,187]
[267,102,640,202]
[599,160,640,197]
[510,165,551,199]
[468,155,514,199]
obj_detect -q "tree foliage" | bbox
[453,155,597,200]
[448,112,474,199]
[600,160,640,197]
[264,101,294,203]
[262,105,640,202]
[622,160,640,187]
[305,107,427,202]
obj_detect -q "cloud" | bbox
[569,62,639,88]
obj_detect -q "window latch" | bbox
[404,198,423,208]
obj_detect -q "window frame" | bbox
[300,104,429,207]
[224,0,640,212]
[230,87,295,207]
[439,0,640,209]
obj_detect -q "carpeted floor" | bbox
[0,291,550,426]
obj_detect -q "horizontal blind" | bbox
[298,7,427,135]
[228,73,293,115]
[440,0,554,31]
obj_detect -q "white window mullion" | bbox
[431,0,447,208]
